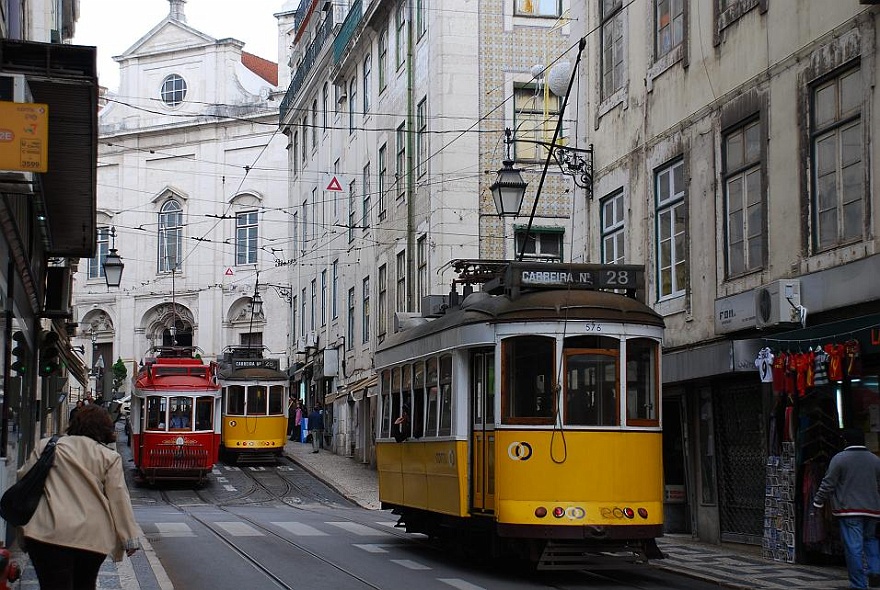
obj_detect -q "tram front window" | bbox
[226,385,245,415]
[195,396,214,430]
[626,338,659,426]
[503,336,554,422]
[247,386,267,416]
[146,396,167,430]
[170,397,193,430]
[565,352,618,426]
[269,385,285,415]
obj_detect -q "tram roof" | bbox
[378,288,664,355]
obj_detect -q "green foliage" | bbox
[112,357,128,392]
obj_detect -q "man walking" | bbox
[307,404,324,454]
[813,428,880,590]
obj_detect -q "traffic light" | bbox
[11,331,28,376]
[39,331,61,377]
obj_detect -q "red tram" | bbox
[129,346,221,483]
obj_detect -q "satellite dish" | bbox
[548,61,572,97]
[530,64,545,80]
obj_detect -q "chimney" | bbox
[169,0,186,22]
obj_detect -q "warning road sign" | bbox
[325,176,343,192]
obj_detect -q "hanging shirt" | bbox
[755,347,774,383]
[845,339,862,378]
[825,343,845,382]
[813,346,829,386]
[772,352,787,393]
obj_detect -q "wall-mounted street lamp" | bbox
[103,226,124,288]
[490,37,588,262]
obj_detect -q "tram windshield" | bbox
[144,395,214,431]
[225,384,286,416]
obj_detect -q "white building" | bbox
[71,1,291,396]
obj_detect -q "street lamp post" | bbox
[102,226,124,288]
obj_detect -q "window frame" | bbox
[89,226,110,279]
[655,0,685,60]
[160,74,187,107]
[722,118,764,277]
[362,276,371,343]
[158,200,183,273]
[235,210,258,266]
[600,190,625,264]
[513,0,562,17]
[601,0,625,101]
[655,158,687,300]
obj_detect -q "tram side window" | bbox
[146,396,167,430]
[195,396,214,430]
[170,397,192,429]
[413,361,425,438]
[626,338,659,426]
[425,358,438,436]
[439,354,452,436]
[227,385,245,415]
[502,336,554,423]
[380,370,392,437]
[269,385,285,415]
[247,386,268,416]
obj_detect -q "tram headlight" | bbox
[534,507,548,518]
[638,508,649,519]
[552,507,565,518]
[623,507,635,519]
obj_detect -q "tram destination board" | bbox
[505,262,643,291]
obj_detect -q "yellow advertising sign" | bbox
[0,101,49,173]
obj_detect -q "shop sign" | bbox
[0,101,48,173]
[664,484,686,504]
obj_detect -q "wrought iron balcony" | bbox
[333,0,363,64]
[280,12,335,123]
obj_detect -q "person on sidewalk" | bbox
[307,403,324,453]
[812,428,880,590]
[290,399,303,442]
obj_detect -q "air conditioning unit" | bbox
[421,295,448,318]
[754,279,801,329]
[0,73,32,103]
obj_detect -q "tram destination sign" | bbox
[507,263,643,291]
[232,358,280,370]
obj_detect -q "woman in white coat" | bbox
[18,404,142,589]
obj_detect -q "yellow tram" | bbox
[218,347,289,463]
[375,261,665,568]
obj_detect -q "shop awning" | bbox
[346,375,378,402]
[761,313,880,354]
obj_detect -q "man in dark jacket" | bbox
[813,428,880,590]
[307,404,323,454]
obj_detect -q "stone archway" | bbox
[143,303,195,347]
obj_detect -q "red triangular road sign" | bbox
[326,176,343,192]
[225,267,234,276]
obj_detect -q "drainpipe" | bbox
[405,0,415,312]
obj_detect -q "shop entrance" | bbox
[662,394,690,533]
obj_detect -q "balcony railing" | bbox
[333,0,362,64]
[280,12,335,123]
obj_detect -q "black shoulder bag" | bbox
[0,435,60,527]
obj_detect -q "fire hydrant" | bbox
[0,544,21,589]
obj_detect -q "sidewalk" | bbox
[284,439,850,590]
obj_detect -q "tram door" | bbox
[470,349,495,513]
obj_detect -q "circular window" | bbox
[160,74,187,107]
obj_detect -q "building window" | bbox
[378,144,387,222]
[302,198,309,250]
[601,0,625,100]
[292,131,299,176]
[513,84,560,161]
[158,200,183,273]
[416,98,427,178]
[378,29,388,91]
[332,259,339,319]
[160,74,187,107]
[349,77,357,134]
[514,0,561,17]
[301,117,308,166]
[514,227,563,261]
[601,190,625,264]
[363,54,372,113]
[347,287,356,350]
[292,212,299,259]
[333,159,341,219]
[417,235,427,303]
[322,82,329,129]
[723,119,763,276]
[396,4,406,70]
[396,123,406,201]
[321,269,327,326]
[300,288,306,336]
[89,226,110,279]
[292,295,297,339]
[362,162,371,232]
[655,159,687,299]
[235,211,258,265]
[363,276,371,343]
[312,99,318,149]
[811,66,864,251]
[378,264,387,337]
[310,279,317,331]
[416,0,427,37]
[348,180,357,243]
[655,0,684,59]
[396,250,406,312]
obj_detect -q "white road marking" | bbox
[216,476,228,483]
[223,484,236,492]
[327,521,388,536]
[271,521,329,536]
[155,522,195,537]
[438,579,487,590]
[390,559,431,570]
[353,544,389,553]
[215,521,263,536]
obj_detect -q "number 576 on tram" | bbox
[374,261,665,569]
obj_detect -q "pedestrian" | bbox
[292,400,303,442]
[17,404,142,590]
[812,428,880,590]
[69,399,84,422]
[307,403,324,453]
